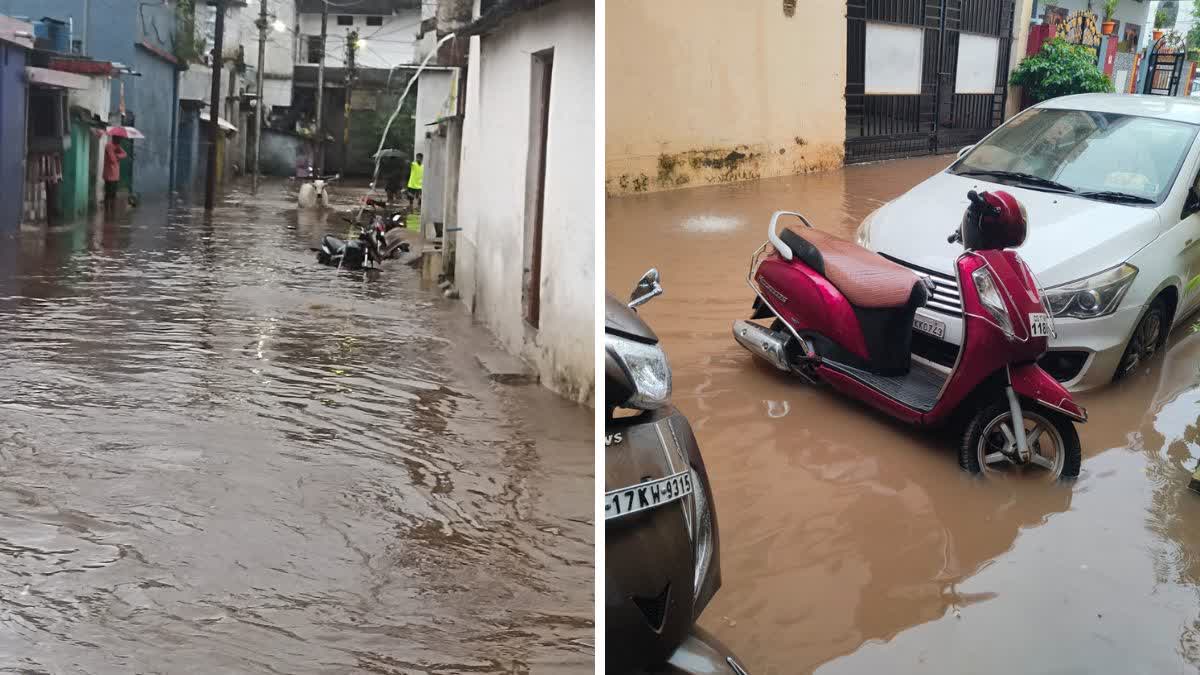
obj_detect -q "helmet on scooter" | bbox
[960,190,1027,250]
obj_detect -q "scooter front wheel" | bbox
[959,401,1081,480]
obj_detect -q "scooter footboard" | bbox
[1009,363,1087,422]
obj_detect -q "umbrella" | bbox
[106,126,145,139]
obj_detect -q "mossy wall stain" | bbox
[607,140,843,196]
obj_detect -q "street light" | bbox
[273,19,287,32]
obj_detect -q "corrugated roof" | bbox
[296,0,420,14]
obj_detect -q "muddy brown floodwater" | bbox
[607,155,1200,675]
[0,180,592,674]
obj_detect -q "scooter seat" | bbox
[780,228,926,309]
[322,234,345,251]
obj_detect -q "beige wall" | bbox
[606,0,846,196]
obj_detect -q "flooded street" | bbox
[606,156,1200,674]
[0,181,592,674]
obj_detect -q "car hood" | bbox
[866,172,1163,287]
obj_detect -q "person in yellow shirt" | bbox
[407,153,423,211]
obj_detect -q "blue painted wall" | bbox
[0,0,180,197]
[0,41,27,234]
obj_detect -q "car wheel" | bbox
[1114,297,1167,381]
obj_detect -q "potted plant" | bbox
[1154,8,1168,42]
[1102,0,1118,35]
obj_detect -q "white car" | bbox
[857,93,1200,391]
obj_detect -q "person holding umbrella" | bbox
[103,125,141,211]
[103,137,127,212]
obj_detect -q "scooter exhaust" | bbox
[733,320,794,372]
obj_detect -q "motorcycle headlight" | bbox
[606,333,672,409]
[1044,264,1138,319]
[689,467,714,608]
[972,267,1015,336]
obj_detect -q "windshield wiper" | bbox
[1075,190,1156,205]
[956,169,1076,193]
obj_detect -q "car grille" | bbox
[881,254,962,317]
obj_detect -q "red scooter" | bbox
[734,190,1087,479]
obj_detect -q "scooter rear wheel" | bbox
[960,401,1081,480]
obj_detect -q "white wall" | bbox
[455,0,594,404]
[298,8,420,69]
[413,69,453,158]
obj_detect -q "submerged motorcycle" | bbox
[606,270,750,675]
[362,198,413,259]
[316,215,382,271]
[734,190,1086,479]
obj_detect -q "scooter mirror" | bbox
[629,268,663,309]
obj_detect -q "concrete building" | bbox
[0,16,32,234]
[606,0,846,195]
[0,0,181,197]
[297,0,419,70]
[454,0,594,404]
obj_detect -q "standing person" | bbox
[103,138,127,213]
[407,153,423,211]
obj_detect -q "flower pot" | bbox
[1154,29,1164,41]
[1102,20,1116,35]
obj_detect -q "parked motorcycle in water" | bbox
[733,190,1086,479]
[606,269,750,675]
[362,198,413,259]
[316,216,381,271]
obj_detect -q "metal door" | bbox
[845,0,1015,163]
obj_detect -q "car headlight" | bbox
[606,333,672,409]
[1044,263,1138,319]
[855,210,877,248]
[972,266,1015,336]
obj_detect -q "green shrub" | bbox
[1009,37,1113,103]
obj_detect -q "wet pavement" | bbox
[0,180,593,674]
[606,156,1200,674]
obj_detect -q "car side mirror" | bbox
[956,145,974,160]
[629,268,663,309]
[1186,187,1200,218]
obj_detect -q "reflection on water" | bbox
[606,155,1200,674]
[0,182,592,673]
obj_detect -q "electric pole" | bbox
[343,30,357,171]
[253,0,267,194]
[314,0,328,176]
[205,0,226,211]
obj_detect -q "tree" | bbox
[1009,37,1113,103]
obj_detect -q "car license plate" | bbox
[913,314,946,339]
[1029,312,1051,337]
[604,470,693,520]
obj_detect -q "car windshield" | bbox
[950,107,1198,203]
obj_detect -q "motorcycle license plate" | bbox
[913,314,946,339]
[1029,312,1051,337]
[604,470,693,521]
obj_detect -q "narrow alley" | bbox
[0,180,593,673]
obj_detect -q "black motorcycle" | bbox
[316,216,381,271]
[606,269,750,675]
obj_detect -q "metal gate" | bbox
[845,0,1015,163]
[1144,50,1184,96]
